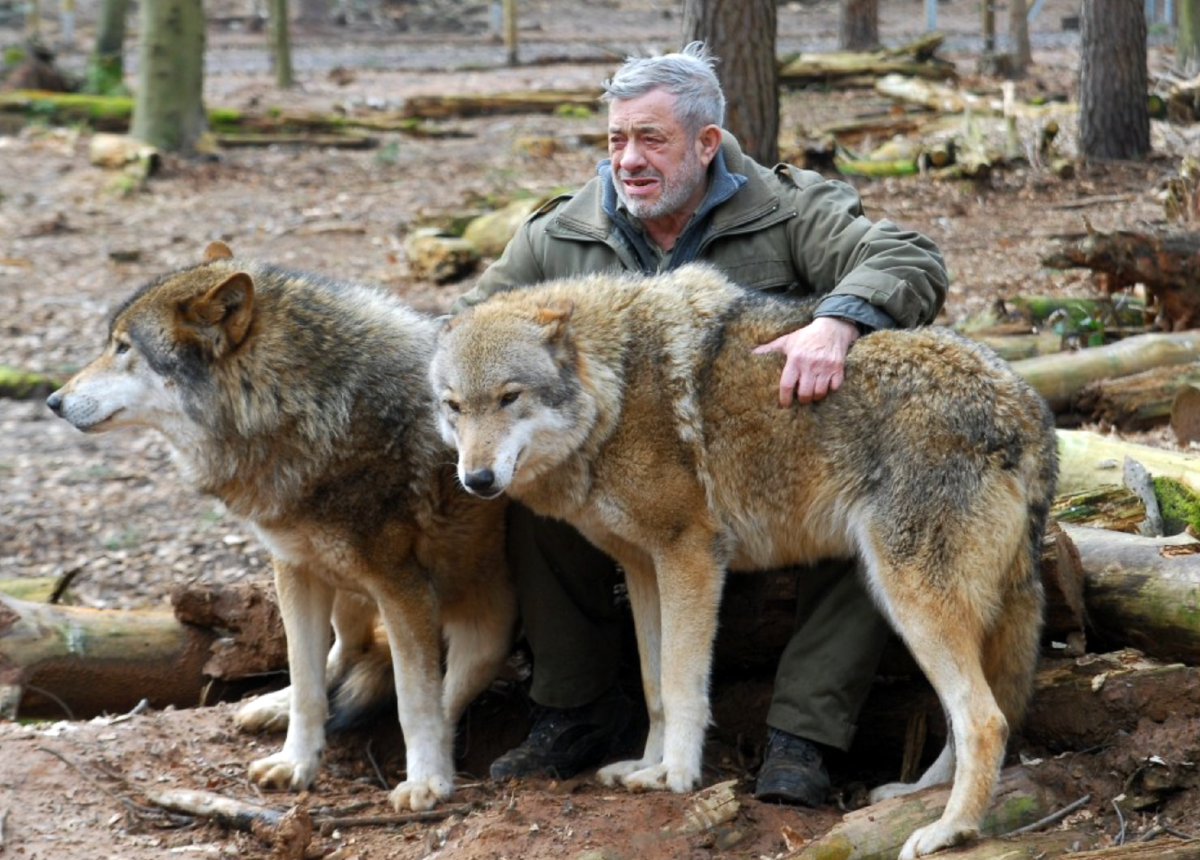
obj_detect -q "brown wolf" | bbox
[429,264,1056,857]
[46,242,515,811]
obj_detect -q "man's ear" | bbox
[697,124,723,168]
[188,272,255,355]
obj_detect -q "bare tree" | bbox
[682,0,779,165]
[131,0,207,154]
[83,0,129,94]
[1007,0,1031,77]
[840,0,879,51]
[269,0,294,88]
[1079,0,1149,161]
[1180,0,1200,76]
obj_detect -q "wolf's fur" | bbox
[47,243,515,812]
[429,264,1056,858]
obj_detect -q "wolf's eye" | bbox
[445,399,461,414]
[114,340,131,355]
[500,391,520,407]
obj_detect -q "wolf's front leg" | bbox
[375,574,454,812]
[247,562,335,790]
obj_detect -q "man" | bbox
[453,42,948,805]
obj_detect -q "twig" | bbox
[364,738,390,791]
[37,746,189,825]
[315,802,476,830]
[48,565,81,605]
[1004,794,1091,836]
[0,807,9,850]
[1113,797,1128,845]
[109,698,150,724]
[23,685,74,720]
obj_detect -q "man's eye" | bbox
[500,392,520,407]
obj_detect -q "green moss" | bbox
[1152,476,1200,535]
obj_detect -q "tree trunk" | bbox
[130,0,207,153]
[1178,0,1200,77]
[83,0,129,95]
[1078,0,1149,161]
[784,768,1064,860]
[839,0,879,51]
[1062,524,1200,664]
[1077,364,1200,431]
[1011,331,1200,415]
[1056,428,1200,495]
[269,0,294,89]
[1007,0,1031,76]
[682,0,779,165]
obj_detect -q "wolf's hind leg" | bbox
[870,739,956,802]
[441,569,518,724]
[247,562,335,791]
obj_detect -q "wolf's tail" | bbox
[983,406,1057,730]
[326,627,397,733]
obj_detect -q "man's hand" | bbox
[752,316,860,407]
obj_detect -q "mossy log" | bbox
[0,594,216,719]
[1061,524,1200,664]
[1003,295,1147,328]
[1012,331,1200,415]
[1051,485,1149,533]
[1055,429,1200,495]
[779,34,958,87]
[0,365,66,400]
[1076,364,1200,431]
[401,89,601,120]
[783,768,1063,860]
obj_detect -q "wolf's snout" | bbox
[46,390,64,415]
[463,468,497,496]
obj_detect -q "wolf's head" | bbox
[46,241,255,439]
[429,295,595,500]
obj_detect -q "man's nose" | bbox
[619,140,646,170]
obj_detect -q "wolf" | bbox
[46,242,515,812]
[429,264,1057,858]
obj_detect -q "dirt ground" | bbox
[2,1,1200,858]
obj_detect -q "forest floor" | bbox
[2,1,1200,859]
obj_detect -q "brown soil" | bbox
[2,2,1198,858]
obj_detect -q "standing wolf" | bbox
[430,264,1057,858]
[46,242,515,812]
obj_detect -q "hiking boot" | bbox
[753,728,831,807]
[490,687,632,781]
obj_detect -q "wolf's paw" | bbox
[234,689,291,734]
[898,819,978,859]
[597,759,652,787]
[869,780,920,804]
[247,752,319,791]
[389,775,453,812]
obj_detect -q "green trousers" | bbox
[507,504,892,752]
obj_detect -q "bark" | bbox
[130,0,207,153]
[0,594,216,719]
[682,0,779,165]
[1077,364,1200,431]
[1061,524,1200,665]
[1011,331,1200,415]
[1007,0,1031,76]
[1041,228,1200,331]
[402,89,600,119]
[839,0,878,52]
[1051,486,1150,534]
[784,768,1064,860]
[171,582,287,680]
[1065,838,1200,860]
[1056,428,1200,495]
[1171,382,1200,443]
[1078,0,1149,161]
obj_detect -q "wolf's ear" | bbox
[535,298,574,342]
[203,240,234,262]
[190,272,255,355]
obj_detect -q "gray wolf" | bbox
[47,242,515,811]
[428,264,1056,858]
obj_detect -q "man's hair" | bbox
[601,41,726,136]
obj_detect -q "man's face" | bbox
[608,89,709,223]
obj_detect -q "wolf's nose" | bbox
[463,468,496,494]
[46,391,63,415]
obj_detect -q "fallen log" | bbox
[1065,837,1200,860]
[783,767,1064,860]
[0,365,65,400]
[780,34,958,87]
[1042,227,1200,331]
[0,595,215,719]
[401,89,601,120]
[1056,429,1200,495]
[1011,331,1200,416]
[1061,524,1200,664]
[1171,382,1200,443]
[1077,364,1200,431]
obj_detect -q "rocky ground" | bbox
[2,1,1199,859]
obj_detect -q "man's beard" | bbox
[614,145,707,222]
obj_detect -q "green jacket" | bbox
[456,133,947,329]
